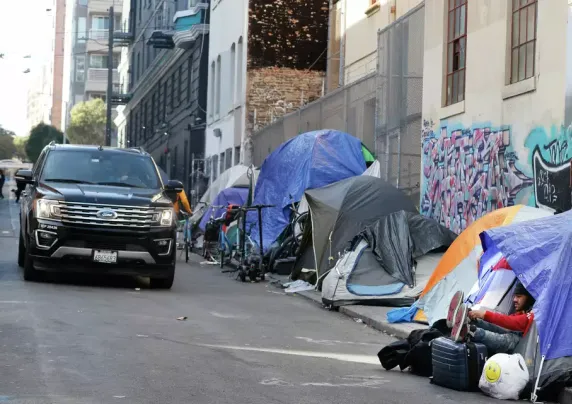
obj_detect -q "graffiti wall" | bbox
[420,120,572,233]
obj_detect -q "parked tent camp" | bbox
[249,130,370,250]
[388,205,553,326]
[292,176,417,284]
[322,210,456,307]
[198,187,249,231]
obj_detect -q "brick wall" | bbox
[246,66,324,132]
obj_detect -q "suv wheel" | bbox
[23,241,39,281]
[18,232,25,267]
[150,266,175,289]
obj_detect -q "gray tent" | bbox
[292,176,417,284]
[321,211,457,307]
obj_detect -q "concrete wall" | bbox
[421,0,570,233]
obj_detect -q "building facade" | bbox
[51,0,67,130]
[326,0,422,93]
[205,0,329,183]
[421,0,572,233]
[116,0,209,197]
[61,0,122,133]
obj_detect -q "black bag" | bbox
[431,337,488,391]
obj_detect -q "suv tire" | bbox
[23,240,39,281]
[150,266,175,289]
[18,233,25,268]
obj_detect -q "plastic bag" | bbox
[479,353,529,400]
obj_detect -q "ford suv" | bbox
[16,144,183,289]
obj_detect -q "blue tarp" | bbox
[199,187,249,231]
[480,211,572,360]
[248,130,367,250]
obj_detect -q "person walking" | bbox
[0,169,5,199]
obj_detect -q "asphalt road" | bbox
[0,192,495,404]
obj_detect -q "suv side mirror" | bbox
[164,179,184,193]
[15,169,33,184]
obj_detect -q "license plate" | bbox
[93,250,118,264]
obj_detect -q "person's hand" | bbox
[468,309,486,320]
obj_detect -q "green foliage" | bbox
[13,136,29,161]
[26,123,64,163]
[66,99,107,145]
[0,126,16,160]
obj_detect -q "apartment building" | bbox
[115,0,209,196]
[61,0,122,132]
[26,65,53,132]
[326,0,422,92]
[420,0,572,232]
[205,0,329,183]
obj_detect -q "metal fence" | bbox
[375,4,424,204]
[251,73,377,166]
[251,3,425,204]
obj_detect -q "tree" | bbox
[13,136,29,161]
[26,123,64,163]
[0,126,16,160]
[66,99,107,145]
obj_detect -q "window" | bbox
[184,140,189,189]
[209,61,215,117]
[89,54,120,69]
[136,52,140,79]
[172,146,178,179]
[205,157,211,180]
[445,0,467,106]
[170,75,175,109]
[92,16,110,30]
[510,0,536,84]
[219,152,225,174]
[77,17,87,42]
[89,93,106,102]
[75,55,85,81]
[152,93,157,126]
[187,56,193,101]
[163,81,167,120]
[230,43,236,107]
[215,55,221,115]
[178,65,183,103]
[212,155,218,180]
[225,148,232,170]
[236,37,243,105]
[234,146,241,165]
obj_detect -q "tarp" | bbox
[390,205,553,325]
[481,211,572,361]
[321,211,455,307]
[293,175,417,283]
[198,187,249,231]
[249,130,367,250]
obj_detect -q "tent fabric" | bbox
[357,211,457,287]
[395,205,553,326]
[321,211,454,307]
[198,187,249,231]
[481,211,572,361]
[293,176,417,283]
[249,130,367,250]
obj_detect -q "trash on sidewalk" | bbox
[282,280,314,293]
[176,316,187,321]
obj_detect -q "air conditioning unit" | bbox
[213,128,222,138]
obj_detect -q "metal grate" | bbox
[58,202,158,229]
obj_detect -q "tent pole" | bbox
[531,355,546,403]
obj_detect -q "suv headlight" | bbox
[35,200,62,220]
[153,208,174,226]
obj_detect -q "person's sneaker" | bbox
[446,290,464,328]
[451,303,469,342]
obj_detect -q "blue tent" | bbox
[199,187,249,231]
[249,130,367,250]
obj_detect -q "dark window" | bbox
[225,148,232,170]
[171,74,175,109]
[234,146,241,165]
[163,81,167,120]
[187,56,193,101]
[178,65,183,103]
[445,0,467,106]
[183,140,189,189]
[171,146,178,179]
[510,0,537,84]
[136,52,141,82]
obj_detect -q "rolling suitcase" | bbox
[431,337,488,391]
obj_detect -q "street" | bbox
[0,194,493,404]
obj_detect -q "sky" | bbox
[0,0,53,137]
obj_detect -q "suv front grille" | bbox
[58,202,157,228]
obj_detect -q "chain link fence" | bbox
[375,4,424,205]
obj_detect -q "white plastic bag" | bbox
[479,353,529,400]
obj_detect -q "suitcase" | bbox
[431,337,488,391]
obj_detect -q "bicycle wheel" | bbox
[185,239,189,262]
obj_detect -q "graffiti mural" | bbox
[421,121,572,232]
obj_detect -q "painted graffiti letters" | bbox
[533,147,571,212]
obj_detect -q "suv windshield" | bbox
[40,149,162,189]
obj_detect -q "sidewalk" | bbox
[268,274,572,404]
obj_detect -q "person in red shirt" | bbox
[448,281,535,354]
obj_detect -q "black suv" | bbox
[16,144,183,289]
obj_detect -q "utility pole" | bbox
[105,6,114,146]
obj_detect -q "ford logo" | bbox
[96,208,118,219]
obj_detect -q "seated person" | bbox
[446,281,535,354]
